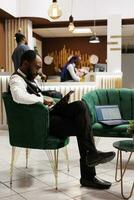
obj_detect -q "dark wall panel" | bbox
[42,36,107,75]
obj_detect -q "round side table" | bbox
[113,140,134,199]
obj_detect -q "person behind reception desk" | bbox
[9,50,115,190]
[12,32,30,71]
[61,55,83,82]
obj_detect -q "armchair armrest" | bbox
[3,92,50,148]
[82,95,97,124]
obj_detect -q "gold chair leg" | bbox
[54,150,59,189]
[25,148,29,168]
[115,150,121,182]
[115,150,134,199]
[46,150,59,189]
[10,147,16,185]
[63,146,69,172]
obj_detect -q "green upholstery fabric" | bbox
[2,92,69,149]
[82,88,134,138]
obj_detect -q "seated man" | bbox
[9,50,115,190]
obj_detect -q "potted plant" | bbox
[0,66,4,72]
[127,120,134,142]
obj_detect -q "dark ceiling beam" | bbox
[33,18,134,29]
[33,32,43,41]
[33,19,107,29]
[0,9,14,19]
[122,18,134,25]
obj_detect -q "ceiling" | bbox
[33,26,107,37]
[33,24,134,45]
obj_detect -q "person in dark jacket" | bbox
[12,32,30,71]
[61,55,82,82]
[12,32,47,81]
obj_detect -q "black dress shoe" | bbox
[86,151,115,167]
[80,176,111,189]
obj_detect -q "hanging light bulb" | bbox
[68,15,75,32]
[48,0,62,20]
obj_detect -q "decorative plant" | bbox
[0,65,4,72]
[127,120,134,135]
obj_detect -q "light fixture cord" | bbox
[94,0,96,35]
[18,0,22,32]
[94,19,96,35]
[71,0,73,15]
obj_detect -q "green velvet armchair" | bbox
[2,92,69,189]
[82,88,134,138]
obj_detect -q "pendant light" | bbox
[89,0,100,44]
[48,0,62,20]
[68,15,75,32]
[89,20,100,43]
[68,0,75,32]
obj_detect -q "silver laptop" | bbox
[95,105,128,126]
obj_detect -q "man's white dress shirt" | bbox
[67,63,81,82]
[9,69,44,105]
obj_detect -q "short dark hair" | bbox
[20,50,36,66]
[68,56,79,64]
[15,32,25,43]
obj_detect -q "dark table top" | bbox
[113,140,134,152]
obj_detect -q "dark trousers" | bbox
[49,101,96,180]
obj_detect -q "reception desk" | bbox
[39,81,96,102]
[95,72,122,88]
[0,72,122,129]
[85,72,122,89]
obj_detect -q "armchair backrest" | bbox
[82,88,134,124]
[2,92,50,149]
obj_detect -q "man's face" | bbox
[27,55,42,81]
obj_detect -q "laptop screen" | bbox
[95,105,122,121]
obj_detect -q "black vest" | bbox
[8,71,42,97]
[8,71,62,99]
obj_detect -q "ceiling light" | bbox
[68,15,75,32]
[48,0,62,20]
[73,27,92,34]
[89,19,100,43]
[89,34,100,43]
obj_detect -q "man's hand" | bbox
[43,96,55,106]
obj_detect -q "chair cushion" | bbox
[43,136,69,149]
[92,123,131,138]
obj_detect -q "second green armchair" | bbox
[82,88,133,138]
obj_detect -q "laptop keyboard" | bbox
[100,119,128,126]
